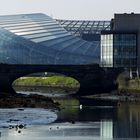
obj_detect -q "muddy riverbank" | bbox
[0,93,60,109]
[14,85,79,94]
[86,91,140,102]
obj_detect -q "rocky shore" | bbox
[0,93,60,109]
[87,91,140,102]
[14,85,79,94]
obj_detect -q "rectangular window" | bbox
[101,32,137,68]
[101,34,113,67]
[113,34,137,67]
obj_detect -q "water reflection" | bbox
[114,103,140,138]
[54,97,140,139]
[1,92,140,139]
[54,97,117,122]
[53,97,115,139]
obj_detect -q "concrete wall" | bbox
[114,13,140,67]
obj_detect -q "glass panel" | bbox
[113,34,137,67]
[32,33,69,43]
[4,23,59,30]
[23,30,67,39]
[40,35,73,46]
[0,20,55,28]
[10,25,62,33]
[16,29,49,35]
[101,33,137,68]
[100,34,113,67]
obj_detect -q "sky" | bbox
[0,0,140,20]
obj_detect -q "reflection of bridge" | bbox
[0,13,121,94]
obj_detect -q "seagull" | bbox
[79,104,82,110]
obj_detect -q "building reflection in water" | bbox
[55,97,115,138]
[114,103,140,138]
[100,120,113,138]
[55,97,140,139]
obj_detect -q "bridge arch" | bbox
[13,72,80,94]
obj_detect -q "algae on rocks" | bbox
[0,93,60,109]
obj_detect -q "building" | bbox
[57,13,140,70]
[0,13,138,93]
[101,30,137,68]
[0,13,100,65]
[100,14,138,68]
[0,13,140,69]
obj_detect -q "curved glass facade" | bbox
[0,13,100,65]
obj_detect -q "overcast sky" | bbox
[0,0,139,20]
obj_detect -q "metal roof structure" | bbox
[0,13,101,65]
[56,19,111,39]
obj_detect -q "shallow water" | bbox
[0,108,57,128]
[0,92,140,140]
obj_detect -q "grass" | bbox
[117,74,140,92]
[13,76,79,87]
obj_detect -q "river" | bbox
[0,91,140,140]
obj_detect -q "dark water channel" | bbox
[0,91,140,140]
[53,95,140,139]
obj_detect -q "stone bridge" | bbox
[0,64,121,95]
